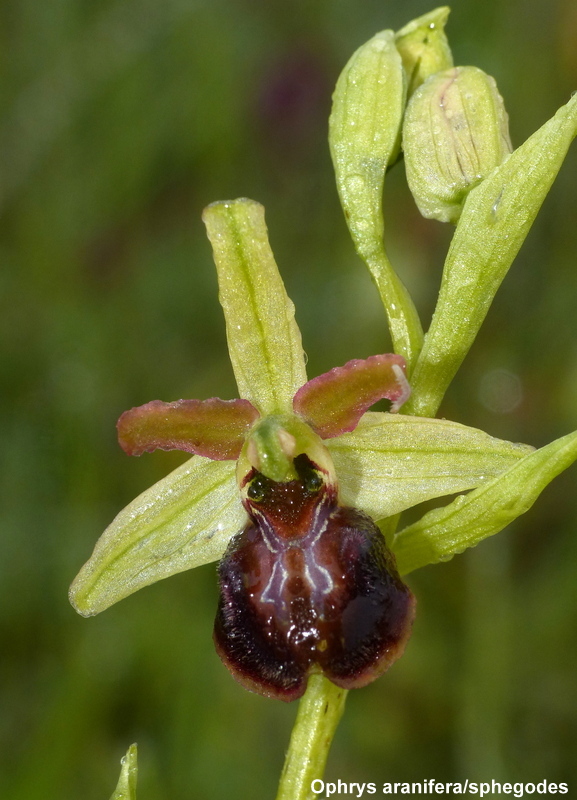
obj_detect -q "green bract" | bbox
[109,744,137,800]
[395,429,577,575]
[406,91,577,417]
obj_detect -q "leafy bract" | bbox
[408,93,577,416]
[394,428,577,575]
[110,744,138,800]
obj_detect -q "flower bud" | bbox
[394,6,454,98]
[329,29,406,258]
[403,66,512,223]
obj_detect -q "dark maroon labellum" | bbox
[214,454,415,701]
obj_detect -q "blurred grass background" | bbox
[1,0,577,797]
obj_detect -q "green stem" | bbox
[275,675,347,800]
[401,388,439,419]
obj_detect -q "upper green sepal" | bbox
[202,199,307,416]
[326,412,533,521]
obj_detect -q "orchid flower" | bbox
[70,198,555,704]
[85,7,577,797]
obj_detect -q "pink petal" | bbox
[293,354,410,439]
[117,398,260,460]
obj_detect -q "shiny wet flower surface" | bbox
[215,454,415,701]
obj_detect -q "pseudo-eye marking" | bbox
[214,454,416,701]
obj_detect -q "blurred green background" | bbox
[2,0,577,797]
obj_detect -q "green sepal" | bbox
[407,92,577,417]
[202,199,307,416]
[109,744,137,800]
[70,457,244,616]
[393,428,577,575]
[326,412,533,521]
[394,7,453,97]
[329,29,423,370]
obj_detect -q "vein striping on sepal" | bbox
[203,199,308,416]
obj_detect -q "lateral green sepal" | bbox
[326,412,533,521]
[70,457,243,616]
